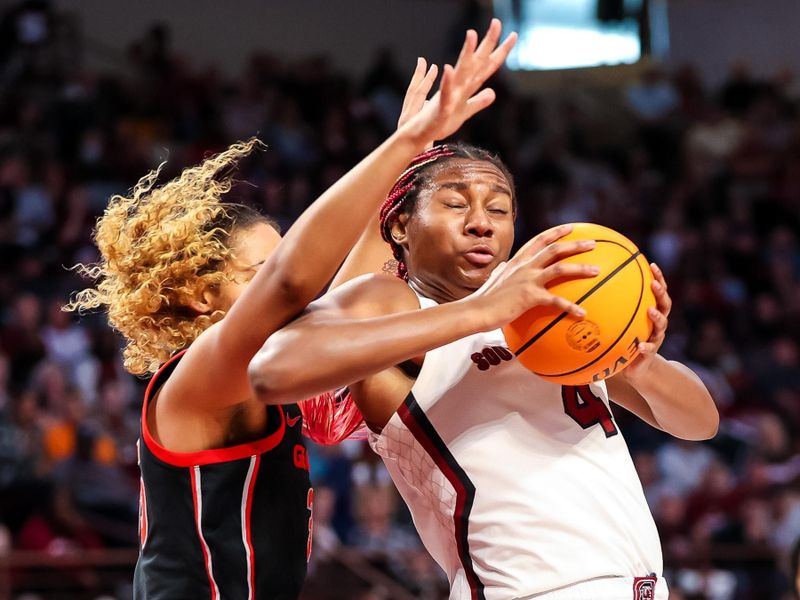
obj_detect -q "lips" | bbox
[463,245,495,266]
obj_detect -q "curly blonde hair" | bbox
[65,138,276,376]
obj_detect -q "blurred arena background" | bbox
[0,0,799,598]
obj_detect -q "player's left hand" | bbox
[621,263,672,382]
[397,57,438,135]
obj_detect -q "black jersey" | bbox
[133,351,312,600]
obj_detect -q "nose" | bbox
[465,206,493,238]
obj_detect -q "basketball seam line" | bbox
[532,254,645,377]
[513,247,642,358]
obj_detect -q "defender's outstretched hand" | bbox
[399,19,517,145]
[398,57,438,130]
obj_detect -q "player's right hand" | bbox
[466,224,600,331]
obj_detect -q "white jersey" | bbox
[369,291,663,600]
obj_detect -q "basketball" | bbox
[502,223,657,385]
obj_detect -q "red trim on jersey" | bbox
[190,466,220,600]
[242,455,260,600]
[137,440,149,547]
[398,397,485,600]
[141,350,286,467]
[139,476,148,547]
[306,487,314,562]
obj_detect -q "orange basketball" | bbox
[502,223,656,385]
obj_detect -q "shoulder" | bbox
[309,273,419,319]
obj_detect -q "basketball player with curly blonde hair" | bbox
[68,138,272,376]
[68,22,517,600]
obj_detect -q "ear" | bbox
[187,287,218,315]
[389,212,411,250]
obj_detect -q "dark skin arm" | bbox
[256,245,718,441]
[249,227,597,413]
[607,263,719,440]
[250,274,483,407]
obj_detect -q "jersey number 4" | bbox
[561,385,618,438]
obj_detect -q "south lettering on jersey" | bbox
[370,290,664,599]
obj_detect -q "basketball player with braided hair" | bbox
[250,139,719,598]
[67,21,518,599]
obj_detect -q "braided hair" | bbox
[379,143,515,280]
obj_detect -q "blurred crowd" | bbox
[0,1,798,599]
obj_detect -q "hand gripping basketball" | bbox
[619,262,672,382]
[503,223,658,385]
[469,224,600,331]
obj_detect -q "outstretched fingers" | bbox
[399,59,438,128]
[403,58,428,106]
[462,88,497,119]
[420,63,439,96]
[437,64,457,116]
[475,18,503,57]
[397,19,516,143]
[486,31,518,75]
[455,28,479,68]
[451,19,517,98]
